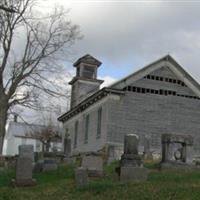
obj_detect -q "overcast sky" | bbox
[43,0,200,84]
[13,0,200,124]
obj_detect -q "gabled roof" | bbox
[110,55,200,97]
[73,54,102,67]
[5,121,45,139]
[58,55,200,122]
[5,121,60,139]
[58,87,125,122]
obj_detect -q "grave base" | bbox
[160,161,196,170]
[120,166,148,183]
[87,169,105,177]
[11,178,37,187]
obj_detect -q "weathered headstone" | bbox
[119,134,148,183]
[144,136,153,160]
[120,134,142,167]
[75,167,89,187]
[63,138,74,164]
[18,145,34,162]
[12,145,36,187]
[43,159,58,171]
[161,134,194,168]
[64,138,71,157]
[33,160,44,173]
[81,153,104,177]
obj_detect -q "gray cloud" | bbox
[58,1,200,81]
[9,1,200,123]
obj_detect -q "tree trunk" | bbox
[0,99,8,155]
[46,141,50,152]
[42,142,45,153]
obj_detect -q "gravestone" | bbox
[81,153,104,177]
[43,159,58,171]
[144,136,153,160]
[119,134,148,183]
[75,167,89,187]
[12,145,36,187]
[34,159,58,172]
[33,160,44,173]
[64,138,71,157]
[63,138,74,164]
[18,145,34,162]
[161,134,194,168]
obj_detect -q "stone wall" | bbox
[63,95,120,155]
[107,67,200,158]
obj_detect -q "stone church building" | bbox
[58,54,200,160]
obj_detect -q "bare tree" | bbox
[0,5,17,13]
[26,124,61,153]
[0,0,81,154]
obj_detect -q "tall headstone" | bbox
[144,136,153,160]
[12,145,36,187]
[63,138,74,164]
[119,134,148,182]
[19,145,34,162]
[121,134,142,167]
[64,138,71,157]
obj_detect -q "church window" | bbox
[83,65,95,79]
[84,114,89,144]
[97,107,102,139]
[74,121,78,148]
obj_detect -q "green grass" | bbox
[1,163,200,200]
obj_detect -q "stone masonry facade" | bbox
[59,55,200,161]
[107,66,200,158]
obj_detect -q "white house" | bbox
[3,121,62,156]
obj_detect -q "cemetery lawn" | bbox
[1,162,200,200]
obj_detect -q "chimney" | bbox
[69,54,104,108]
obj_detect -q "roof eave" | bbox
[58,87,124,122]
